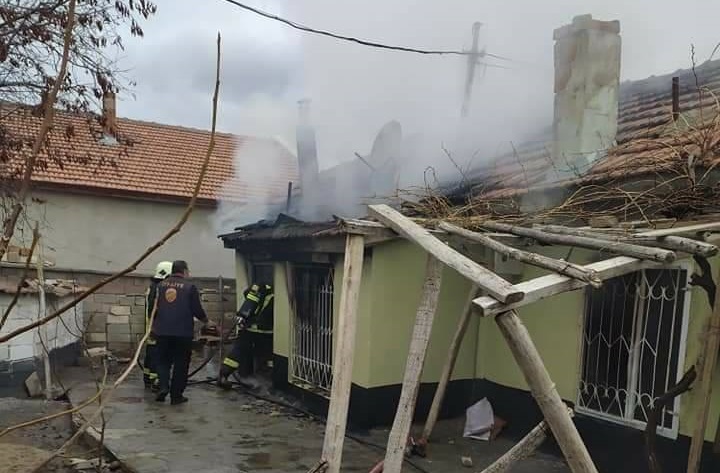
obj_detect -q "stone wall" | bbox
[0,265,236,354]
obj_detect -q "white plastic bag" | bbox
[463,397,494,441]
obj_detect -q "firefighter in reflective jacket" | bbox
[143,261,173,390]
[219,283,273,387]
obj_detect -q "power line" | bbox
[219,0,513,61]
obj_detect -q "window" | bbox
[577,266,691,438]
[290,264,334,395]
[250,263,273,286]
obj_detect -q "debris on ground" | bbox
[461,455,473,467]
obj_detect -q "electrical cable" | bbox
[219,0,512,62]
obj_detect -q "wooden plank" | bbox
[474,256,657,317]
[368,205,523,304]
[496,311,598,473]
[441,222,602,288]
[686,273,720,473]
[482,221,676,263]
[321,234,365,473]
[536,224,718,257]
[638,221,720,238]
[421,284,479,442]
[383,256,443,473]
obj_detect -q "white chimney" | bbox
[552,15,621,175]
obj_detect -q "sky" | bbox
[117,0,720,176]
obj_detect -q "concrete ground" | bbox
[57,363,570,473]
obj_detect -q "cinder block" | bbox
[201,293,220,302]
[118,296,134,306]
[85,313,107,331]
[86,333,107,343]
[110,306,131,316]
[95,294,120,304]
[107,315,129,325]
[131,305,146,316]
[134,296,146,306]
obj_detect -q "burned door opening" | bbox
[290,264,334,395]
[578,266,691,438]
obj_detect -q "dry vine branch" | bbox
[0,33,223,345]
[26,34,221,471]
[0,0,77,262]
[0,222,39,331]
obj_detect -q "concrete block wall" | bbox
[0,266,236,355]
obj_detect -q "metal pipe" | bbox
[286,181,293,213]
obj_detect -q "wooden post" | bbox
[686,281,720,473]
[368,204,523,304]
[321,234,365,473]
[496,310,598,473]
[440,222,602,287]
[421,284,478,442]
[384,256,444,473]
[482,221,676,263]
[36,237,52,400]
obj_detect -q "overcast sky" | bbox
[118,0,720,171]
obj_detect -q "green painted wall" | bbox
[363,240,476,388]
[272,262,290,358]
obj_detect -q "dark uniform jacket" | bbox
[145,279,161,328]
[153,274,208,338]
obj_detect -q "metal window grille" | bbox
[290,264,334,395]
[577,266,691,438]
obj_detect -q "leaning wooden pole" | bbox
[496,310,598,473]
[421,284,478,442]
[321,234,365,473]
[440,222,602,288]
[686,277,720,473]
[384,256,444,473]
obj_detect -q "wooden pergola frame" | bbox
[307,204,720,473]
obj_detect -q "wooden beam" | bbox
[474,256,657,317]
[687,275,720,473]
[421,284,479,442]
[383,256,443,473]
[496,311,598,473]
[321,234,365,473]
[637,221,720,238]
[368,205,523,304]
[441,222,602,288]
[482,221,676,263]
[536,224,718,258]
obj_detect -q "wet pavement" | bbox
[61,366,570,473]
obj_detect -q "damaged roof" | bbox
[0,103,298,204]
[220,214,342,243]
[458,59,720,200]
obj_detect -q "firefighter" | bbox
[218,283,273,388]
[143,261,173,390]
[153,260,214,405]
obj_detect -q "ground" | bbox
[45,363,571,473]
[0,397,119,473]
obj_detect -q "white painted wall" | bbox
[0,294,82,364]
[13,190,235,277]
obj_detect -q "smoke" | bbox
[201,0,720,227]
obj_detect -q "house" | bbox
[220,14,719,473]
[0,94,297,387]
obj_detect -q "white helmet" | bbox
[154,261,173,280]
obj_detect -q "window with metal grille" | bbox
[290,264,334,395]
[577,266,691,438]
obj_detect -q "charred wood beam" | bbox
[645,366,697,473]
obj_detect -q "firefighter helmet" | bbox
[153,261,173,280]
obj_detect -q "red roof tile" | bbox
[1,104,298,204]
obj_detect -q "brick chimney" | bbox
[552,15,621,175]
[102,91,117,135]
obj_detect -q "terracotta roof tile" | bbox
[458,59,720,200]
[1,104,298,203]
